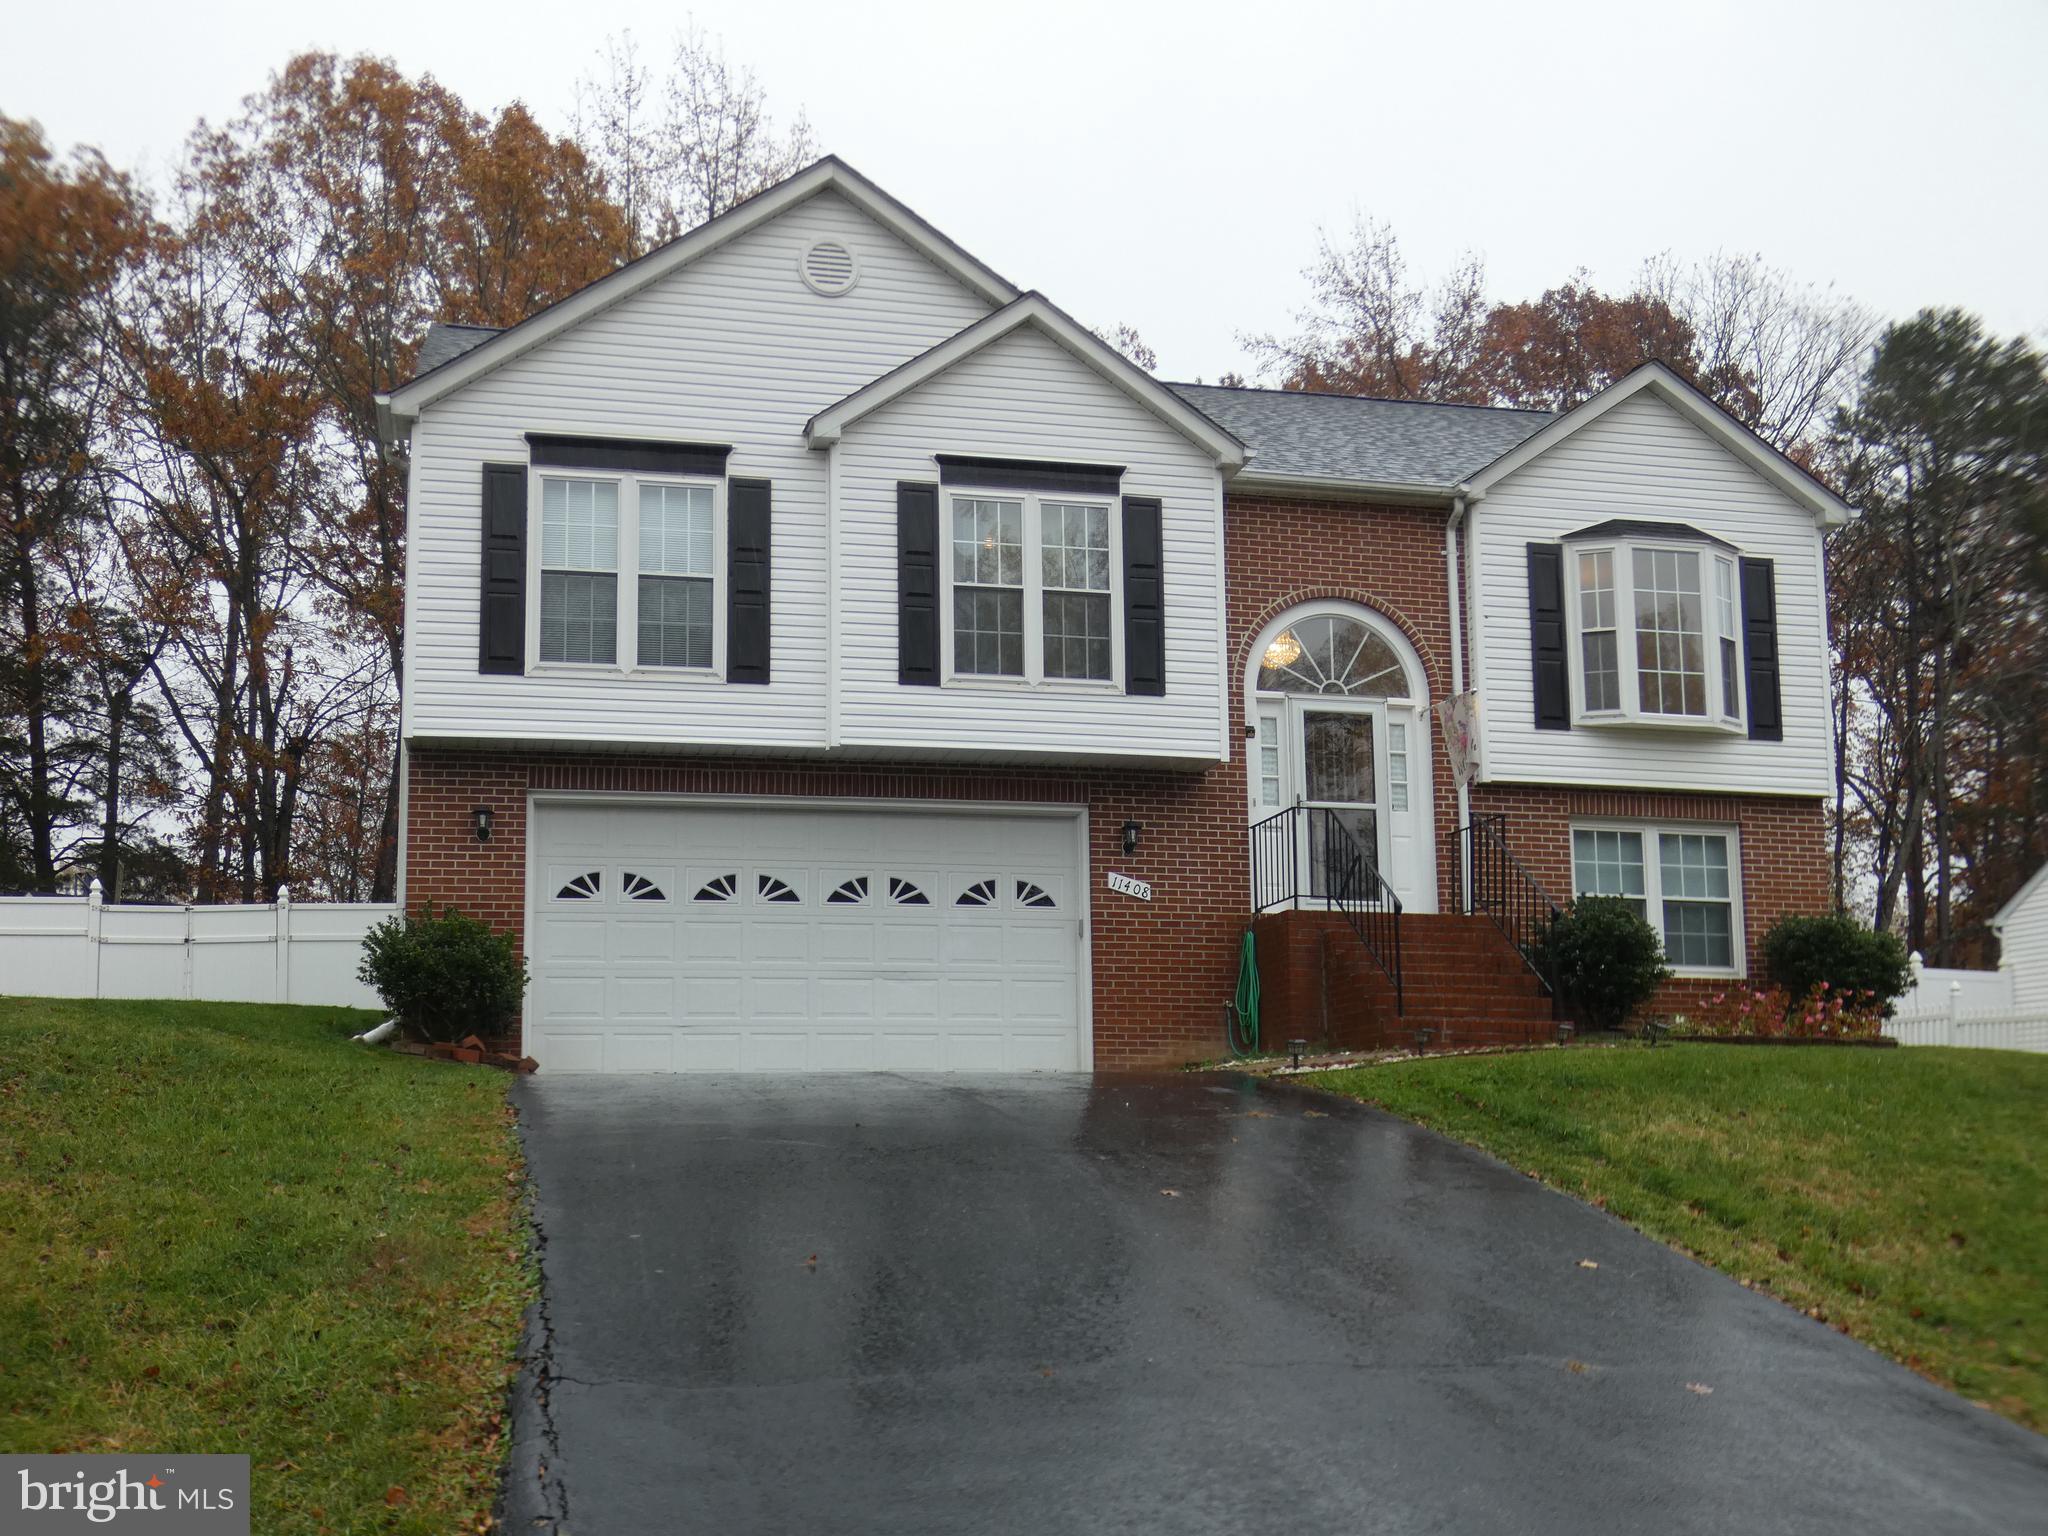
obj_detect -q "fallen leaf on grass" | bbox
[385,1486,407,1506]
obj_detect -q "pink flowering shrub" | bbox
[1680,981,1886,1040]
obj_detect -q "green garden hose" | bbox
[1227,929,1261,1057]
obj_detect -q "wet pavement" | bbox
[503,1072,2048,1534]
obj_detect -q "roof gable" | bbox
[806,295,1247,468]
[1461,362,1854,526]
[1993,860,2048,933]
[379,157,1018,434]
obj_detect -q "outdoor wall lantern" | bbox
[473,806,494,843]
[1121,820,1142,856]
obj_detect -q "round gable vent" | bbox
[801,239,859,296]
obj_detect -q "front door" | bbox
[1294,699,1387,898]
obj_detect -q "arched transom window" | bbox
[1257,614,1408,697]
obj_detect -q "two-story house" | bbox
[376,158,1846,1073]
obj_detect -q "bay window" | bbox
[533,470,723,673]
[944,488,1119,684]
[1571,822,1740,973]
[1563,528,1744,729]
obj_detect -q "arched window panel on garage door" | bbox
[619,868,673,902]
[689,870,739,902]
[550,868,604,902]
[756,872,805,904]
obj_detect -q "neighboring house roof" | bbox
[1461,361,1856,527]
[377,156,1021,438]
[1992,860,2048,934]
[806,294,1248,469]
[1169,383,1550,497]
[413,322,502,376]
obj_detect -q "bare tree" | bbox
[1642,251,1875,461]
[575,23,817,258]
[1093,323,1157,372]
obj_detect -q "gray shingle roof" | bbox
[1169,382,1550,489]
[408,325,1546,491]
[413,322,503,379]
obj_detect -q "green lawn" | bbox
[0,997,530,1534]
[1308,1045,2048,1432]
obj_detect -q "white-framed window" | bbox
[539,478,619,665]
[1570,821,1742,974]
[530,469,725,675]
[942,488,1121,685]
[1563,537,1743,729]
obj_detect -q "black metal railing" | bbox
[1461,815,1563,1005]
[1249,804,1403,1015]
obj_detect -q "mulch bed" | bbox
[388,1034,538,1073]
[1675,1034,1897,1049]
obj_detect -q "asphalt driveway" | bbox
[504,1072,2048,1534]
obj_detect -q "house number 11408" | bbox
[1105,871,1153,902]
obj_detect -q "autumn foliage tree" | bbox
[0,117,150,892]
[1251,216,1872,462]
[153,53,628,899]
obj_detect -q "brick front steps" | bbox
[1249,910,1558,1054]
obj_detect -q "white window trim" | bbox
[1562,537,1744,732]
[1569,818,1746,978]
[938,484,1124,690]
[525,466,727,680]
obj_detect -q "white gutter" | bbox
[1231,470,1456,505]
[1446,494,1470,912]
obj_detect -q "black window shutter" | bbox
[897,482,940,685]
[726,478,772,685]
[1122,496,1165,696]
[479,463,526,675]
[1527,542,1570,730]
[1739,555,1782,741]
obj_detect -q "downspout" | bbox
[1446,495,1470,913]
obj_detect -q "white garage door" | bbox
[527,800,1086,1072]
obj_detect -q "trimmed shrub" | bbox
[1535,895,1671,1032]
[358,906,527,1044]
[1762,914,1910,1018]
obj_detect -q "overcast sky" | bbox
[5,0,2043,381]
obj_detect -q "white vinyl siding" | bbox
[1996,871,2048,1013]
[402,189,993,750]
[1472,390,1833,796]
[834,324,1226,761]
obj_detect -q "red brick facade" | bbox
[405,747,1254,1069]
[401,490,1832,1066]
[1224,494,1464,912]
[1467,782,1831,1012]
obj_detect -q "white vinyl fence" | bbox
[1885,1008,2048,1053]
[0,884,395,1011]
[1893,953,2014,1018]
